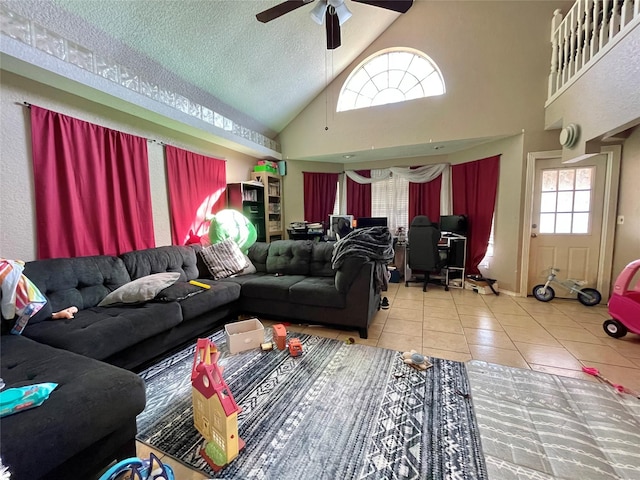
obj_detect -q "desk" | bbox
[403,234,467,289]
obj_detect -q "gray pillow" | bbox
[98,272,181,306]
[200,239,248,280]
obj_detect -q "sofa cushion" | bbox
[266,240,313,275]
[240,275,307,302]
[22,302,183,360]
[0,335,145,479]
[23,256,132,312]
[335,257,368,294]
[174,280,241,321]
[289,277,345,308]
[120,245,199,281]
[98,272,181,306]
[247,242,270,272]
[310,242,336,277]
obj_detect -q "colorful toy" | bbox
[97,452,174,480]
[532,267,601,306]
[401,351,432,371]
[191,338,244,470]
[603,259,640,338]
[273,324,287,350]
[582,366,640,399]
[288,338,303,357]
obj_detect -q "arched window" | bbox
[337,48,445,112]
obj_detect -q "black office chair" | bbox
[405,215,446,292]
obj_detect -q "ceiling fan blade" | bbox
[352,0,413,14]
[325,8,341,49]
[256,0,313,23]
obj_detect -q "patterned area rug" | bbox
[136,328,487,479]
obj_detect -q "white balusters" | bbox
[609,0,621,37]
[621,0,633,26]
[600,0,610,49]
[548,9,563,98]
[590,0,600,58]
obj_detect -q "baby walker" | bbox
[532,267,601,306]
[603,259,640,338]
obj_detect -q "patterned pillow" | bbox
[200,239,248,280]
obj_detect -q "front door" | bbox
[527,155,607,297]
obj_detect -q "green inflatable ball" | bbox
[208,209,257,253]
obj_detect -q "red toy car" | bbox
[603,259,640,338]
[288,338,303,357]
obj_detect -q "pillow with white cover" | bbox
[98,272,181,306]
[200,239,248,280]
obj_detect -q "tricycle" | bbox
[603,259,640,338]
[532,267,601,306]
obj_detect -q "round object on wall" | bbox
[559,123,580,148]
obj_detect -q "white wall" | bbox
[0,71,256,261]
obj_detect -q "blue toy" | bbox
[98,452,174,480]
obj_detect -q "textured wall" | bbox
[0,71,255,261]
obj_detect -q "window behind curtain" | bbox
[371,169,409,232]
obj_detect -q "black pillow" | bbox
[155,281,209,302]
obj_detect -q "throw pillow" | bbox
[233,255,257,276]
[200,239,248,280]
[98,272,181,307]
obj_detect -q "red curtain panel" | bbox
[165,145,226,245]
[346,170,372,219]
[409,173,442,225]
[452,155,501,275]
[303,172,339,224]
[30,106,155,259]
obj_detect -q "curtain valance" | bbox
[345,164,448,184]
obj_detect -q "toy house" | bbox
[191,338,244,469]
[272,324,287,350]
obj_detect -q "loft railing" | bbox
[548,0,639,101]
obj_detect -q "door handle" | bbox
[531,233,537,238]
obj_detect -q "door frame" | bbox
[519,145,621,301]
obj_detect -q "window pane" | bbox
[409,56,435,80]
[540,213,556,233]
[574,190,591,212]
[372,89,405,107]
[371,72,388,91]
[575,168,593,189]
[398,72,419,92]
[558,169,575,190]
[363,54,388,77]
[540,192,557,212]
[388,51,413,71]
[422,72,446,96]
[572,213,589,233]
[542,170,557,191]
[557,191,574,212]
[349,68,370,92]
[360,81,378,99]
[388,69,405,89]
[405,83,425,100]
[556,213,572,233]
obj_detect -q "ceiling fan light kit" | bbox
[256,0,413,49]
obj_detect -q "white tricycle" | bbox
[532,267,602,306]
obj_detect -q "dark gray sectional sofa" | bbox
[1,239,384,479]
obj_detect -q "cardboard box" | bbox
[465,279,499,295]
[225,318,265,353]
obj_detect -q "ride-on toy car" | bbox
[532,267,601,306]
[603,259,640,338]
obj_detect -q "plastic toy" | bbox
[273,324,287,350]
[0,382,57,418]
[582,366,640,399]
[191,338,244,470]
[288,338,303,357]
[532,267,601,306]
[603,259,640,338]
[402,350,432,371]
[97,452,174,480]
[189,280,211,289]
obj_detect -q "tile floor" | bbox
[135,284,640,479]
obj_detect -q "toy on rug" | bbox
[402,350,432,371]
[191,338,244,471]
[288,338,303,357]
[97,452,174,480]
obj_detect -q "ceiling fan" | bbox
[256,0,414,50]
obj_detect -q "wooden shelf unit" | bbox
[250,171,283,242]
[226,181,266,242]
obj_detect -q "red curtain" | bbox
[165,145,226,245]
[303,172,339,224]
[409,174,442,225]
[346,170,371,219]
[30,106,155,259]
[452,155,500,275]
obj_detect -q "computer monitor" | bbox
[439,215,468,235]
[329,215,354,239]
[356,217,388,228]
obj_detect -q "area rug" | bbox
[136,328,487,479]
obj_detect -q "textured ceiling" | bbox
[51,0,401,134]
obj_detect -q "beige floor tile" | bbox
[390,299,423,311]
[459,315,504,331]
[579,361,640,395]
[385,318,426,335]
[531,313,582,328]
[451,292,486,306]
[421,289,453,299]
[423,316,464,334]
[388,307,424,322]
[423,331,469,354]
[464,328,517,350]
[502,324,562,346]
[455,305,494,317]
[423,348,472,363]
[600,336,640,359]
[377,332,422,353]
[543,325,604,344]
[422,298,457,309]
[559,340,637,367]
[423,306,460,320]
[395,287,428,300]
[514,342,583,370]
[551,302,608,318]
[493,313,537,327]
[516,301,564,315]
[468,344,530,369]
[529,364,599,382]
[486,302,530,316]
[371,309,389,324]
